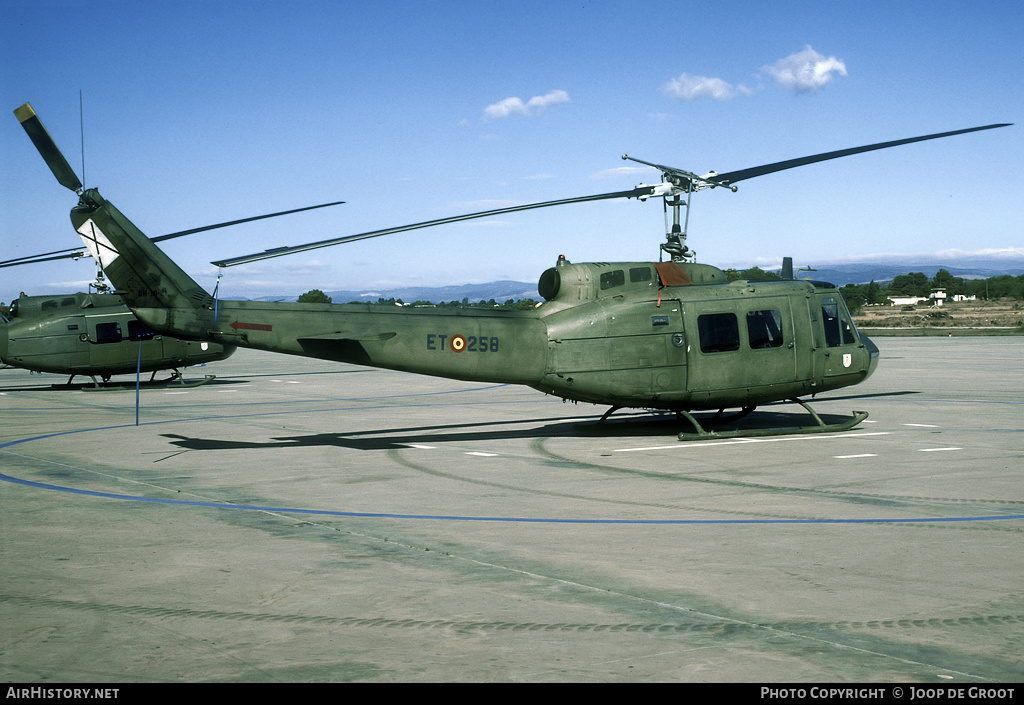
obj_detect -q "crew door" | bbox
[816,294,861,378]
[684,296,799,395]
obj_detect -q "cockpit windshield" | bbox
[821,296,857,347]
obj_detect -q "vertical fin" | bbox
[71,189,216,318]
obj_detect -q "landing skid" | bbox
[598,404,757,424]
[58,369,216,391]
[675,398,868,441]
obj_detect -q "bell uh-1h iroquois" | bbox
[1,222,235,388]
[5,104,345,389]
[15,102,1010,437]
[0,288,234,389]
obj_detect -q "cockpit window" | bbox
[822,297,857,347]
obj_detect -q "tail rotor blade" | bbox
[14,103,83,193]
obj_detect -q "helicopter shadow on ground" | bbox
[156,391,920,452]
[160,415,612,452]
[813,390,920,403]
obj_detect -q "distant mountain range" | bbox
[774,258,1024,287]
[250,255,1024,303]
[252,280,540,304]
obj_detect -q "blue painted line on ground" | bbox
[1,468,1022,524]
[0,382,518,413]
[3,423,1022,525]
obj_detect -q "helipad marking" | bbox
[905,423,939,428]
[919,447,962,452]
[466,451,498,457]
[834,454,878,459]
[1,414,1014,525]
[615,431,890,453]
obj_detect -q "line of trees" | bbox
[297,288,540,310]
[840,270,1024,314]
[721,267,1023,315]
[363,297,541,310]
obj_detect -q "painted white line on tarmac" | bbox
[616,431,891,453]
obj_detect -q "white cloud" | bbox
[483,89,571,119]
[761,46,847,93]
[663,74,748,101]
[591,165,653,180]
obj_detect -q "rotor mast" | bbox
[621,154,737,262]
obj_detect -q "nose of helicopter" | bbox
[861,332,880,380]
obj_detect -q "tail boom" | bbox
[67,190,550,384]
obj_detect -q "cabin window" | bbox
[698,313,740,353]
[600,269,625,290]
[821,297,856,347]
[629,267,653,283]
[41,300,58,312]
[128,320,155,341]
[746,309,784,349]
[94,322,123,344]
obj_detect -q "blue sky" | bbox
[3,0,1021,300]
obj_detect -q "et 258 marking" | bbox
[427,334,500,353]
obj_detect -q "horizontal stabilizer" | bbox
[298,331,397,342]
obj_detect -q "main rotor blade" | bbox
[0,248,88,269]
[714,123,1012,186]
[14,103,83,193]
[152,200,346,242]
[211,186,655,267]
[0,201,346,269]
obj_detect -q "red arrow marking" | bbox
[229,321,273,332]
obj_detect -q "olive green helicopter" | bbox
[0,285,234,389]
[1,218,235,388]
[5,104,345,389]
[14,101,1009,437]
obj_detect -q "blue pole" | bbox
[135,339,142,426]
